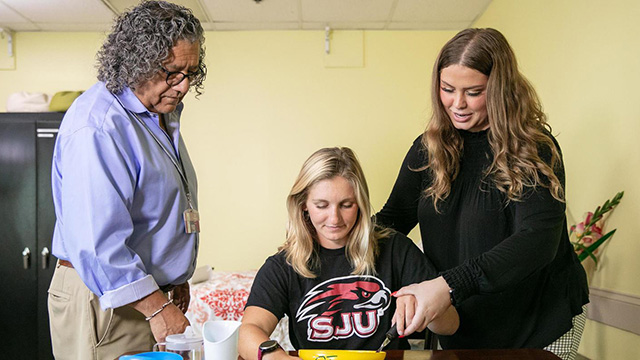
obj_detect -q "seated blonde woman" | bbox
[238,147,459,360]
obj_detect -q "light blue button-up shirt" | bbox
[51,82,199,310]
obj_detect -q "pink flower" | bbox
[582,236,594,245]
[569,191,624,263]
[591,222,603,238]
[575,221,585,237]
[584,212,594,225]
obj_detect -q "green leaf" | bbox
[583,191,624,229]
[576,243,599,264]
[577,229,617,262]
[573,242,589,252]
[586,229,616,250]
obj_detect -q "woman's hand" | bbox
[392,294,416,337]
[171,282,190,314]
[393,276,452,335]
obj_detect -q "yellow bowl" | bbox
[298,349,386,360]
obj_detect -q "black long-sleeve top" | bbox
[376,129,589,349]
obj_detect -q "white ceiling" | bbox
[0,0,492,32]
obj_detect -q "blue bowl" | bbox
[119,351,183,360]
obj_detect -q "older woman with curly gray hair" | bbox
[48,1,207,359]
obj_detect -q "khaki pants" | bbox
[48,262,155,360]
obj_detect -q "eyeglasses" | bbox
[160,66,201,87]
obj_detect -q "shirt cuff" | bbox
[99,275,159,310]
[441,262,480,306]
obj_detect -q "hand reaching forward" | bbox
[149,302,190,343]
[392,293,416,337]
[130,290,190,343]
[393,276,452,336]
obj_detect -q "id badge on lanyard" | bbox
[183,192,200,234]
[183,208,200,234]
[118,98,201,234]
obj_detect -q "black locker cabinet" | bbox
[0,112,63,359]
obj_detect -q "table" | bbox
[361,349,559,359]
[121,349,560,360]
[257,349,560,360]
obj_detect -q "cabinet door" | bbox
[0,118,38,359]
[36,118,61,360]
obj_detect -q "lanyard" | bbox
[115,96,195,210]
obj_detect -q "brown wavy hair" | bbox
[423,28,563,208]
[281,147,391,278]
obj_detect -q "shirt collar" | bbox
[114,85,151,115]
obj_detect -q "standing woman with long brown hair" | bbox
[376,28,589,359]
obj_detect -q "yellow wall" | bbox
[474,0,640,359]
[0,29,454,269]
[183,30,455,270]
[0,32,103,103]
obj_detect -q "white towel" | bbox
[7,91,50,112]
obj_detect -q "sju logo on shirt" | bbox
[296,275,391,342]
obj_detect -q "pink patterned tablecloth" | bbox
[186,270,293,350]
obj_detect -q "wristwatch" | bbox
[258,339,280,360]
[449,288,457,307]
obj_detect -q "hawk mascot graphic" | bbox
[296,275,391,342]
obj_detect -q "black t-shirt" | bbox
[375,130,589,349]
[245,231,434,350]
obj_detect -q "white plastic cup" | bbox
[202,320,241,360]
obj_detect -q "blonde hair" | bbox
[424,28,563,208]
[281,147,390,278]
